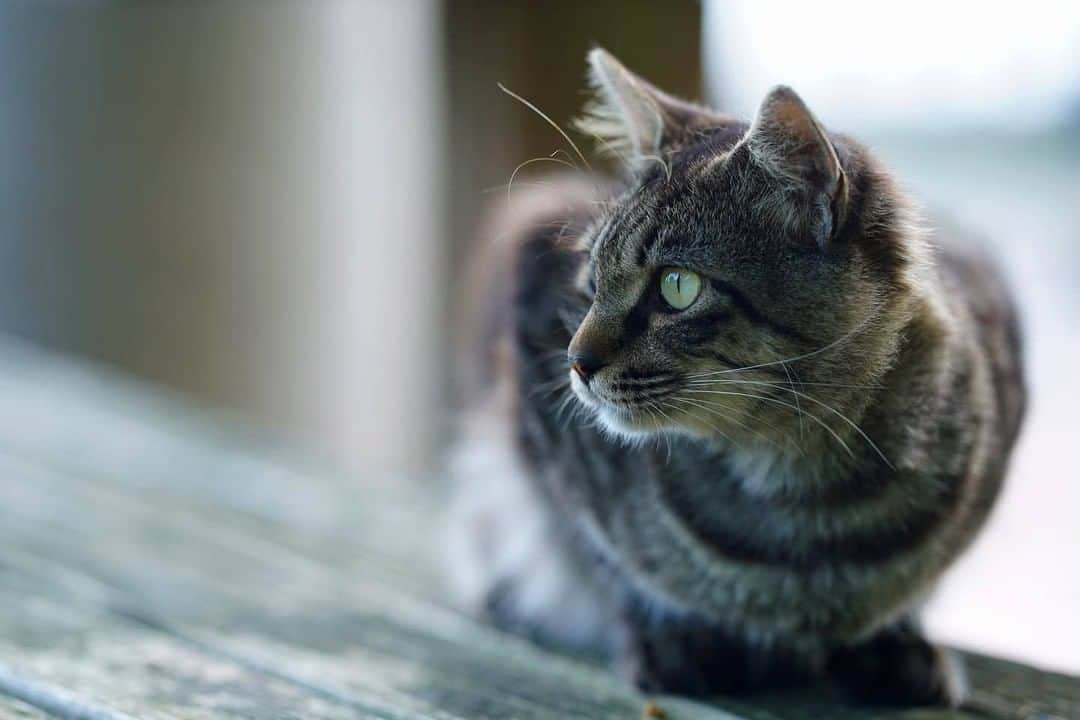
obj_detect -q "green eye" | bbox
[659,267,702,310]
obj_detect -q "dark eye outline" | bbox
[657,266,703,312]
[580,263,597,298]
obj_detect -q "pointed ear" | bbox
[575,48,700,172]
[746,86,848,245]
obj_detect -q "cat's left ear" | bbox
[746,86,848,247]
[576,48,704,173]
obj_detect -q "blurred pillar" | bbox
[0,1,444,472]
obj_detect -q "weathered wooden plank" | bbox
[0,338,1075,719]
[0,464,973,720]
[0,451,733,720]
[0,663,136,720]
[0,567,379,720]
[0,338,439,596]
[963,654,1080,720]
[0,692,52,720]
[0,419,978,720]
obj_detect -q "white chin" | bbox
[570,374,663,441]
[596,406,658,440]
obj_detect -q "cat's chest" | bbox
[565,446,913,640]
[602,487,891,642]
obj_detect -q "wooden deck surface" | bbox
[0,338,1076,720]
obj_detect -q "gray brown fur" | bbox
[445,49,1026,706]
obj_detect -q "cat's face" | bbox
[568,52,920,451]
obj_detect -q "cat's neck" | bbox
[689,292,956,499]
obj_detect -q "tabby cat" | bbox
[446,49,1026,706]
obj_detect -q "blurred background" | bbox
[0,0,1077,675]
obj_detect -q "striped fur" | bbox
[446,51,1025,706]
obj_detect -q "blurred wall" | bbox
[0,0,703,472]
[0,1,444,472]
[444,1,702,406]
[704,0,1080,131]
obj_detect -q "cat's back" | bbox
[931,220,1027,446]
[456,174,616,399]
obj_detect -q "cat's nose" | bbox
[569,348,606,382]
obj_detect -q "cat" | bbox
[445,48,1026,706]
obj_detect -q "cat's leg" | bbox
[828,618,964,706]
[615,608,811,696]
[443,407,615,655]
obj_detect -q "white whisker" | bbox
[688,389,855,460]
[781,360,805,439]
[686,379,893,469]
[687,379,884,390]
[642,400,675,465]
[668,395,792,453]
[657,397,737,448]
[684,306,884,380]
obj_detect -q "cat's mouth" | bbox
[570,372,671,437]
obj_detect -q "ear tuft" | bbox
[575,48,668,168]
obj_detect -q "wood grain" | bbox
[0,692,52,720]
[0,338,1074,719]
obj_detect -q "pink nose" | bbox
[569,349,605,381]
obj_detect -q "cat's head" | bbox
[567,49,931,456]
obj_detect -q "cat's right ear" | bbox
[745,86,848,247]
[576,48,695,174]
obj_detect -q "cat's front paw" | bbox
[618,633,728,696]
[615,618,756,697]
[829,623,964,706]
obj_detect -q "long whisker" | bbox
[687,379,884,390]
[781,360,805,439]
[553,386,581,427]
[687,389,855,460]
[530,375,570,399]
[506,155,578,203]
[687,379,893,469]
[773,387,894,470]
[658,405,677,466]
[520,348,570,371]
[637,153,672,183]
[548,148,580,167]
[656,398,738,447]
[668,395,793,453]
[642,399,675,465]
[498,83,592,172]
[684,308,883,379]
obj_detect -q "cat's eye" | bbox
[659,267,702,310]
